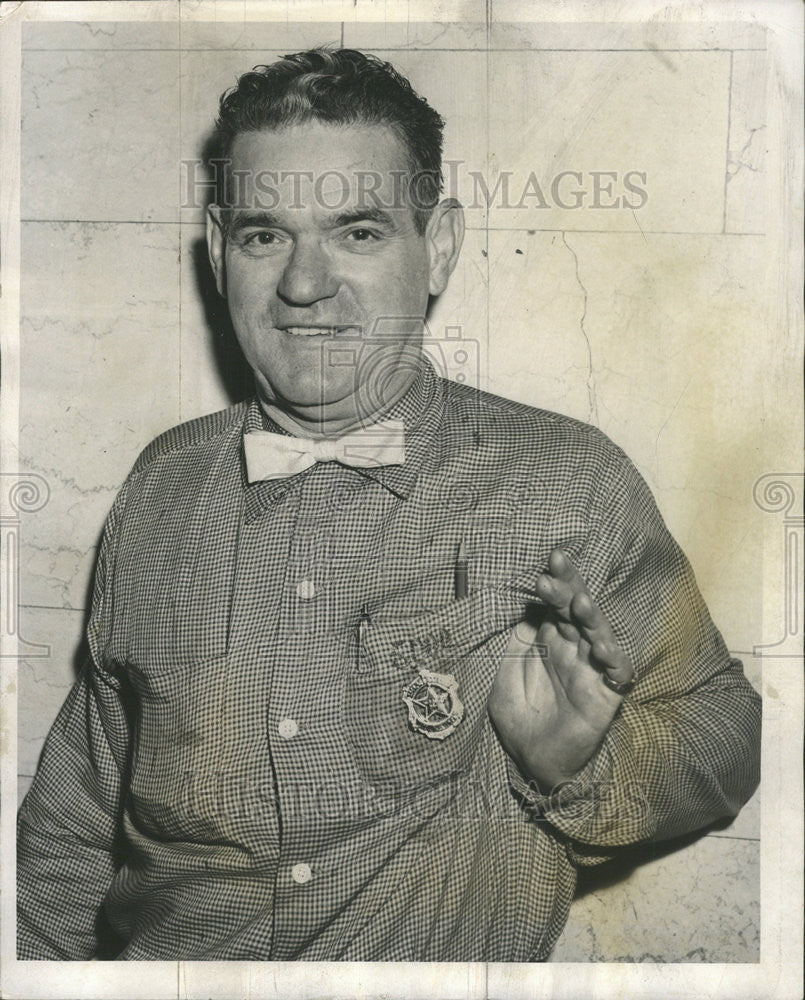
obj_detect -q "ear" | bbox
[425,198,465,296]
[206,204,227,298]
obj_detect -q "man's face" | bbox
[208,121,455,428]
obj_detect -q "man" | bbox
[17,48,761,962]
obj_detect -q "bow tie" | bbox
[243,420,406,483]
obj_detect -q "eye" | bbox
[246,231,280,246]
[345,228,380,242]
[238,229,288,255]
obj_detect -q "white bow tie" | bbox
[243,420,406,483]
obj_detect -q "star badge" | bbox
[402,669,464,740]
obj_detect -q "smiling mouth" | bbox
[281,326,357,338]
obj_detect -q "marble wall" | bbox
[13,6,787,970]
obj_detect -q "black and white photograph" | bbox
[0,1,801,998]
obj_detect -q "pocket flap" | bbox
[361,587,527,676]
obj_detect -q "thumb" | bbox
[505,620,538,656]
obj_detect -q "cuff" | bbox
[505,698,650,846]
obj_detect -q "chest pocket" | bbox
[343,588,521,792]
[124,652,230,835]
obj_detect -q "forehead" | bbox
[228,121,412,211]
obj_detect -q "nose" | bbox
[276,238,339,306]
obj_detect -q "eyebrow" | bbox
[226,206,398,238]
[328,207,397,230]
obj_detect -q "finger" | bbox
[554,617,581,644]
[548,546,580,583]
[506,620,538,655]
[535,549,590,615]
[535,571,574,615]
[537,550,632,679]
[568,590,633,683]
[569,589,617,643]
[540,618,591,669]
[590,636,634,684]
[500,622,545,703]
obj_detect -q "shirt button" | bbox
[296,579,318,600]
[291,862,312,884]
[278,718,299,739]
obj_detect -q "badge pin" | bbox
[402,669,464,740]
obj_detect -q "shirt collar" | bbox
[358,357,444,499]
[240,357,443,518]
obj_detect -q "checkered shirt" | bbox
[17,360,761,961]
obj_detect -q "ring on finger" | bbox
[601,671,635,696]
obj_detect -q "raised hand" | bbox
[488,548,635,791]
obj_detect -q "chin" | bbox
[271,381,355,412]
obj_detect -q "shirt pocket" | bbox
[126,651,233,840]
[343,588,518,791]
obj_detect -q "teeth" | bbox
[285,326,341,337]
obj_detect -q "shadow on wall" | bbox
[570,818,739,902]
[194,126,254,406]
[190,232,253,406]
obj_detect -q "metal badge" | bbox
[402,669,464,740]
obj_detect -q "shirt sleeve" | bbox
[507,442,762,861]
[17,485,132,959]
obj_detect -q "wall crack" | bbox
[561,232,598,425]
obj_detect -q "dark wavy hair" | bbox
[213,47,445,233]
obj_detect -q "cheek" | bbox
[225,252,282,311]
[227,268,263,312]
[372,253,430,312]
[226,274,279,349]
